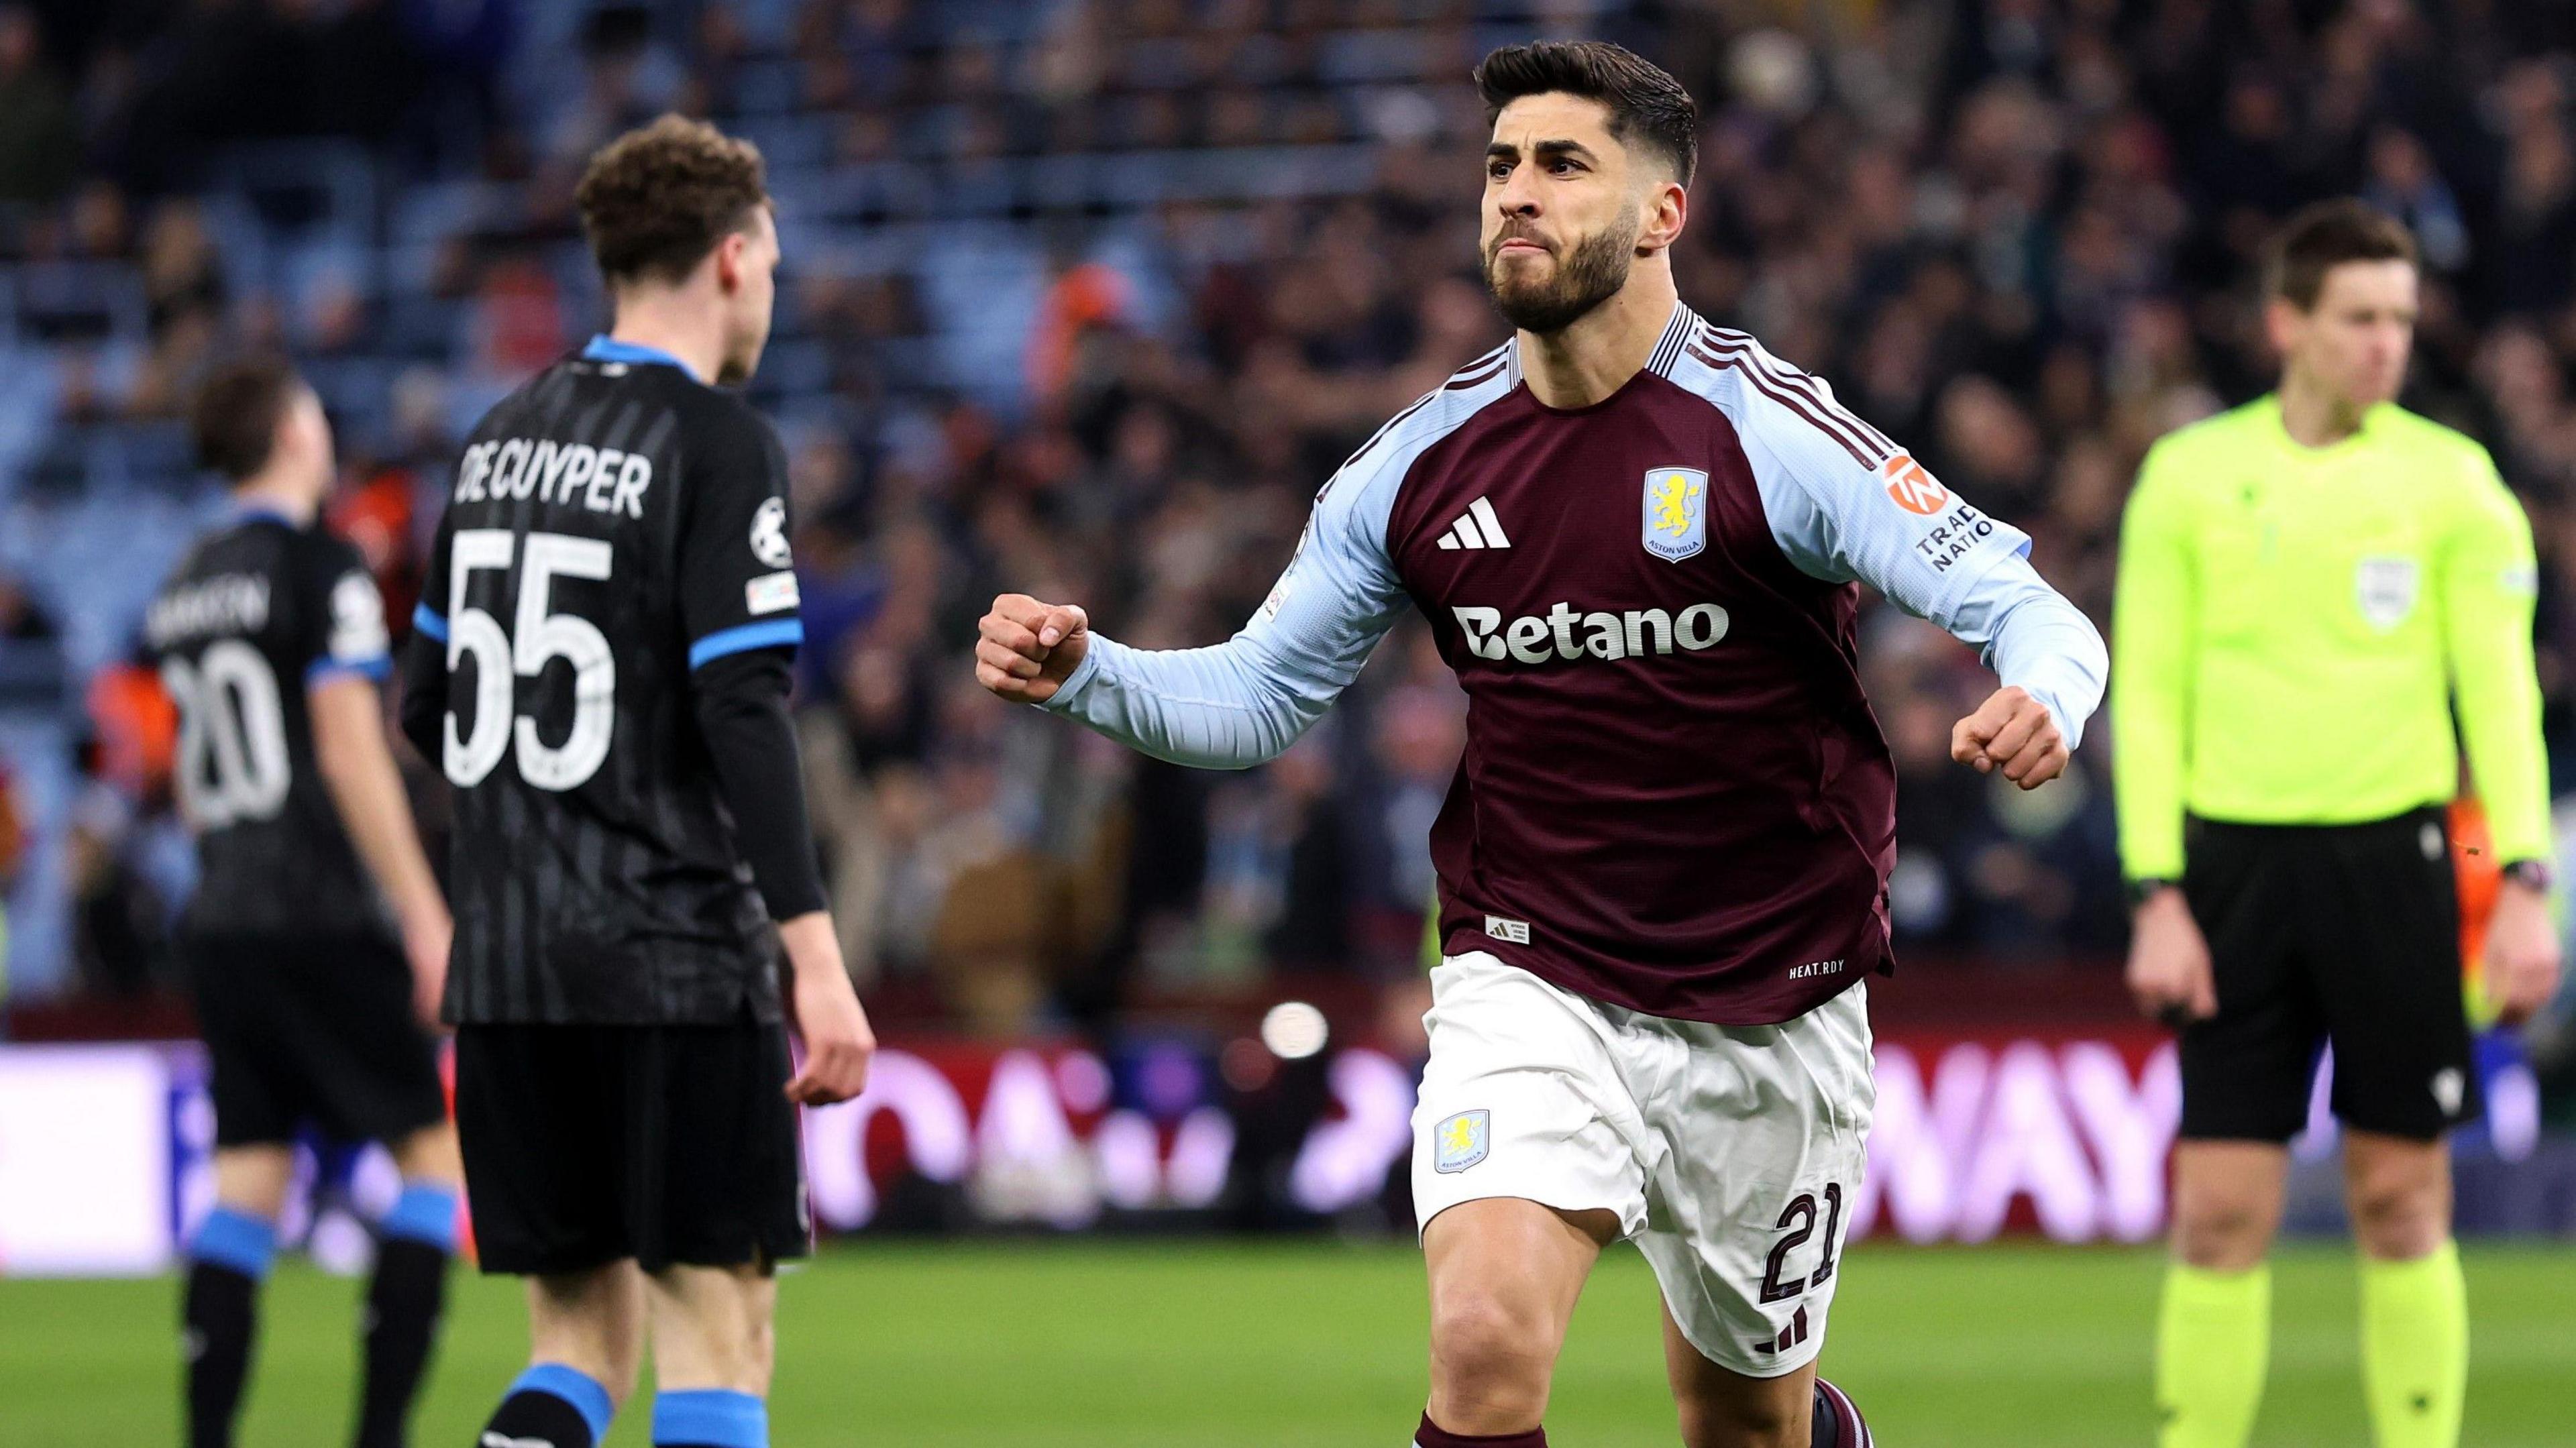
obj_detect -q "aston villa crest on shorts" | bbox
[1433,1109,1490,1173]
[1642,467,1709,562]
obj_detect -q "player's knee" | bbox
[1428,1288,1559,1401]
[530,1279,645,1403]
[211,1146,297,1221]
[2170,1185,2277,1269]
[648,1266,777,1395]
[388,1121,462,1186]
[543,1337,642,1408]
[2347,1170,2447,1259]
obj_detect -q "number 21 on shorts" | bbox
[1758,1180,1845,1304]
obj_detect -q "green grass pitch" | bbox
[4,1240,2571,1445]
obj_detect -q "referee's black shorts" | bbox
[453,1011,809,1276]
[2178,805,2480,1144]
[185,930,449,1150]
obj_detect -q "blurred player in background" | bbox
[401,117,873,1448]
[150,358,462,1448]
[2114,201,2564,1448]
[981,41,2106,1448]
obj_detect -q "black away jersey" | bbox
[146,512,396,941]
[411,340,801,1025]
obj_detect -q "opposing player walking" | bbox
[979,42,2106,1448]
[402,117,871,1448]
[153,358,462,1448]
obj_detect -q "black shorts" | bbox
[2178,807,2479,1143]
[186,931,449,1150]
[453,1014,808,1276]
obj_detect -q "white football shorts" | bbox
[1411,950,1875,1377]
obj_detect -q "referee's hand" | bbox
[2486,880,2565,1027]
[2127,887,2217,1025]
[1949,686,2068,790]
[779,913,875,1105]
[977,594,1091,706]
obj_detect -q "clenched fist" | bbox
[1950,685,2069,790]
[975,593,1091,705]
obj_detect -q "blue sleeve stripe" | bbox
[690,618,803,669]
[307,655,392,685]
[411,603,449,643]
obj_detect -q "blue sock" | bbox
[182,1207,276,1447]
[496,1363,616,1445]
[377,1182,460,1251]
[653,1388,768,1447]
[358,1184,456,1448]
[187,1206,278,1279]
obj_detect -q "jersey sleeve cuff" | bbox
[690,618,804,669]
[1036,636,1108,712]
[411,603,448,643]
[2119,842,2186,881]
[307,654,392,685]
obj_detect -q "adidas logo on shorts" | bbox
[1752,1304,1811,1354]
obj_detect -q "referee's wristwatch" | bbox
[2501,858,2554,894]
[2125,877,2181,908]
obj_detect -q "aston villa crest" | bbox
[1642,467,1709,563]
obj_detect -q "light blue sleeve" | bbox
[1036,449,1411,769]
[1733,383,2108,748]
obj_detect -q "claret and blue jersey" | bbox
[1044,304,2108,1024]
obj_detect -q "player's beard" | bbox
[1483,217,1637,335]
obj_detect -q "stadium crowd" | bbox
[3,0,2576,1039]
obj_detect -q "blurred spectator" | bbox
[10,0,2576,1044]
[0,574,63,713]
[0,3,74,207]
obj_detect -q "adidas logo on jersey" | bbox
[1435,497,1513,551]
[1452,601,1730,664]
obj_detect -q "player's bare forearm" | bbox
[777,911,874,1105]
[311,675,447,926]
[311,673,451,1019]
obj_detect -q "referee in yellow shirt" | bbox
[2114,201,2563,1448]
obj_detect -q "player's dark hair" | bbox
[2264,200,2417,311]
[574,113,769,287]
[1475,41,1699,187]
[191,355,302,482]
